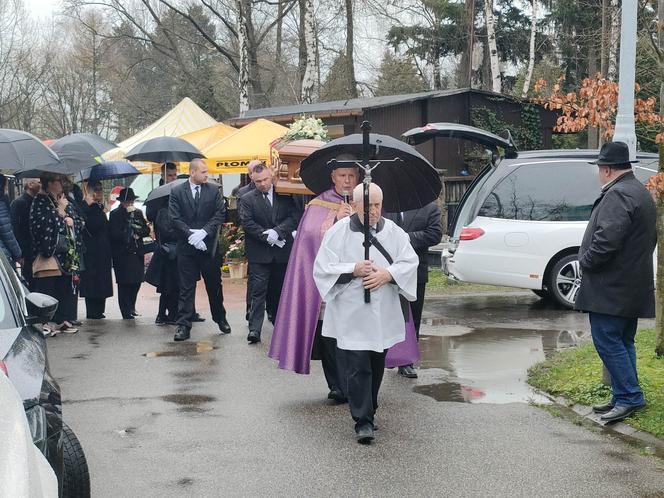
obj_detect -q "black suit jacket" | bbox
[385,201,442,283]
[10,192,33,259]
[575,171,656,318]
[239,188,298,264]
[169,181,226,257]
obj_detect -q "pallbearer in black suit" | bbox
[384,201,442,378]
[239,164,298,344]
[169,158,231,342]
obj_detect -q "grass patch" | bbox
[426,269,522,295]
[529,328,664,439]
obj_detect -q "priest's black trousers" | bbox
[336,348,387,431]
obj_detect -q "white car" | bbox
[403,123,658,308]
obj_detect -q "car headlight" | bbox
[25,405,48,452]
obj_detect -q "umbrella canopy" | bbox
[0,129,60,173]
[144,178,220,207]
[125,137,205,163]
[202,119,288,174]
[299,133,442,212]
[77,161,140,182]
[50,133,118,172]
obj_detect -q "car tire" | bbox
[547,254,582,309]
[62,423,90,498]
[531,289,551,300]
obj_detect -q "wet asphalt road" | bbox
[48,284,664,497]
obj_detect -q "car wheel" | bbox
[531,289,551,300]
[547,254,582,309]
[62,423,90,498]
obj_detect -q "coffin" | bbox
[271,139,325,195]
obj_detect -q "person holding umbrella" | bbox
[109,188,150,320]
[79,181,113,319]
[313,183,418,444]
[0,174,23,268]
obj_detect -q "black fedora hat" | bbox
[117,187,139,202]
[589,141,638,166]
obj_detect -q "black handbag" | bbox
[138,237,157,255]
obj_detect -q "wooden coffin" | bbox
[272,139,325,195]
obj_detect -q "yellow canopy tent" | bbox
[201,119,288,174]
[103,97,218,173]
[179,123,237,151]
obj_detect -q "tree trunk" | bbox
[600,0,609,76]
[587,45,599,149]
[521,0,537,98]
[345,0,358,98]
[458,0,475,88]
[300,0,316,103]
[237,0,250,115]
[484,0,501,93]
[608,0,620,80]
[433,49,442,90]
[276,0,283,65]
[655,0,664,357]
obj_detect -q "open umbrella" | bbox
[144,178,220,207]
[299,131,441,212]
[125,137,205,163]
[51,133,118,172]
[77,161,140,182]
[301,122,442,303]
[0,129,60,172]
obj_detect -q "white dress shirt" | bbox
[262,186,274,206]
[189,180,202,199]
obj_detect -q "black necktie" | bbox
[263,192,272,208]
[194,185,200,209]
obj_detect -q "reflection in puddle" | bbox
[414,328,589,404]
[161,394,216,413]
[145,341,215,358]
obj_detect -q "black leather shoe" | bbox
[356,425,374,444]
[327,389,347,403]
[218,320,231,335]
[70,319,83,326]
[155,315,168,326]
[192,313,206,322]
[174,326,190,342]
[398,365,418,379]
[600,404,645,423]
[131,310,140,317]
[592,401,615,414]
[247,330,260,343]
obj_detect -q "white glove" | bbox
[262,229,279,245]
[188,229,207,245]
[273,239,286,248]
[194,239,207,251]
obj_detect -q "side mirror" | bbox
[24,293,58,325]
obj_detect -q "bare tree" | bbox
[301,0,316,102]
[521,0,537,97]
[484,0,500,92]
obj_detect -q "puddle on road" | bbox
[413,328,589,404]
[144,341,215,358]
[161,394,216,413]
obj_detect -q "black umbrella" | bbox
[125,137,205,163]
[0,129,60,172]
[51,133,118,172]
[299,131,441,212]
[76,161,140,182]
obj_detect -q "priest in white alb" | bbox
[313,182,418,444]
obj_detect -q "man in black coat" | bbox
[239,163,298,344]
[385,201,443,378]
[575,141,656,423]
[170,158,231,341]
[11,178,40,289]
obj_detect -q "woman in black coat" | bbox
[30,174,82,334]
[109,188,150,319]
[80,181,113,319]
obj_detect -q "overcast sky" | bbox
[23,0,61,19]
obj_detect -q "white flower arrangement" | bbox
[283,115,329,142]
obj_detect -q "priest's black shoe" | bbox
[174,326,190,342]
[192,313,206,322]
[600,404,645,423]
[218,320,231,335]
[327,389,347,403]
[356,425,374,444]
[592,401,615,414]
[247,330,261,343]
[398,365,418,378]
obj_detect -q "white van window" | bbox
[478,162,600,221]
